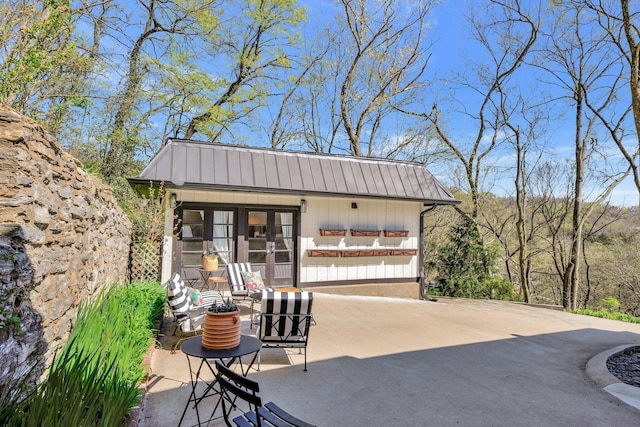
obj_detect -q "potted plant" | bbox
[202,249,219,271]
[202,298,241,350]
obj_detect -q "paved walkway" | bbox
[141,293,640,427]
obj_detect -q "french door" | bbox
[247,210,296,287]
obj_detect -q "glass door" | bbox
[247,210,295,287]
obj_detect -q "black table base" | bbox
[178,335,262,427]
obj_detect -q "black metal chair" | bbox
[257,291,314,371]
[182,266,200,288]
[215,361,316,427]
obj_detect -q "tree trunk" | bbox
[566,89,586,310]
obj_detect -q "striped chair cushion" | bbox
[167,273,192,315]
[258,291,313,341]
[226,263,253,295]
[167,273,223,333]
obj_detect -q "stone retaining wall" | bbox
[0,106,132,390]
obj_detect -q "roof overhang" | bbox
[128,139,460,205]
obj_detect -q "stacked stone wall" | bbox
[0,106,132,390]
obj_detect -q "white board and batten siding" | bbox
[300,196,420,284]
[163,190,422,285]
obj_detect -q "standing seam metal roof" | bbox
[129,139,459,204]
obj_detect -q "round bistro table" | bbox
[178,335,262,427]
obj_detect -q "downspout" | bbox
[420,204,438,301]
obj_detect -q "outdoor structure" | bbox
[128,140,458,289]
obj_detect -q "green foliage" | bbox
[429,216,515,300]
[3,281,165,426]
[0,0,92,132]
[602,296,620,311]
[573,309,640,324]
[119,181,169,244]
[14,345,136,427]
[0,310,21,334]
[0,364,36,426]
[54,282,164,384]
[0,256,36,334]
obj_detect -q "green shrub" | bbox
[429,217,516,300]
[573,309,640,324]
[14,345,137,426]
[4,280,165,426]
[602,296,620,311]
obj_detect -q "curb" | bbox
[586,344,640,411]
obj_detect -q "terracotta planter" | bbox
[350,229,380,237]
[359,250,376,257]
[383,230,409,237]
[389,249,417,256]
[202,310,241,350]
[371,249,389,256]
[307,249,340,257]
[203,255,219,271]
[340,250,361,257]
[319,229,347,236]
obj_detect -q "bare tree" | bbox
[399,0,539,222]
[334,0,434,156]
[494,95,547,303]
[583,0,640,196]
[266,33,334,150]
[536,1,632,309]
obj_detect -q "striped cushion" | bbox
[167,273,192,315]
[167,273,224,333]
[259,291,313,341]
[200,291,220,307]
[226,263,253,294]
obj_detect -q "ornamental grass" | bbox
[1,280,165,427]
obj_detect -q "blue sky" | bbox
[90,0,637,207]
[296,0,639,207]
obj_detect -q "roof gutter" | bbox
[419,204,440,302]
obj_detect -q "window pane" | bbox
[183,241,202,252]
[182,210,204,239]
[183,253,203,266]
[212,210,234,265]
[249,239,267,250]
[249,252,266,264]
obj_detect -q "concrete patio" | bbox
[140,287,640,426]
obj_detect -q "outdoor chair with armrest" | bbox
[215,361,316,427]
[226,262,255,300]
[166,273,222,351]
[227,262,273,328]
[256,291,314,371]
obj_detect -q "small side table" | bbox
[198,269,227,292]
[178,335,262,427]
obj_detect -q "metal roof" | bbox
[129,139,459,204]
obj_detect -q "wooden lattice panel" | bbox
[130,240,161,282]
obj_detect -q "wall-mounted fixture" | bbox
[351,202,358,209]
[169,193,177,208]
[300,199,307,213]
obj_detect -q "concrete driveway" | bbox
[141,292,640,427]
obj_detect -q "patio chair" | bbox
[226,262,272,328]
[256,291,314,371]
[216,361,316,427]
[166,273,222,351]
[226,262,255,300]
[181,265,200,288]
